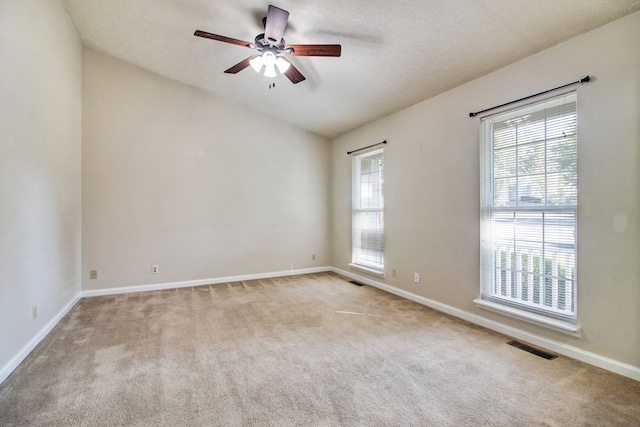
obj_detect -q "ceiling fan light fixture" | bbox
[249,56,263,72]
[261,51,277,77]
[263,64,277,78]
[275,57,290,73]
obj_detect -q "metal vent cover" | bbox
[508,340,558,360]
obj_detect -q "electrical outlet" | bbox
[90,270,98,279]
[152,265,159,274]
[413,272,420,284]
[312,253,316,260]
[392,268,397,277]
[32,305,37,320]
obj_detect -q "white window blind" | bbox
[352,148,384,272]
[480,92,577,322]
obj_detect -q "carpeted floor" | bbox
[0,272,639,426]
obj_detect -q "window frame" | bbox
[475,92,580,334]
[349,147,385,276]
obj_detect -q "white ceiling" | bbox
[62,0,640,139]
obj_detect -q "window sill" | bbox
[473,299,581,337]
[348,263,385,278]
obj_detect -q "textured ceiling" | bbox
[62,0,640,139]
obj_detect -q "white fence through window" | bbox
[492,243,575,316]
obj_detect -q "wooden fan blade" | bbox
[194,30,253,48]
[224,56,259,74]
[282,59,306,84]
[285,44,341,57]
[264,5,289,43]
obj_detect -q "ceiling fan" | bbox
[194,5,341,84]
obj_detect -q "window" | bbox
[351,148,384,275]
[479,93,578,327]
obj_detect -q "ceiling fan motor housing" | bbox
[254,34,289,55]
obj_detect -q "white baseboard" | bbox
[331,267,640,382]
[81,266,333,298]
[0,293,82,385]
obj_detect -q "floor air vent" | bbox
[348,280,365,286]
[507,340,558,360]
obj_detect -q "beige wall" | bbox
[331,12,640,368]
[0,1,82,372]
[82,48,331,290]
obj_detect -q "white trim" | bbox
[81,266,332,297]
[348,263,385,278]
[473,298,580,336]
[331,267,640,382]
[0,293,82,385]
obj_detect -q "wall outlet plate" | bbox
[90,270,98,279]
[413,272,420,284]
[152,265,159,274]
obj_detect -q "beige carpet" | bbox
[1,272,638,426]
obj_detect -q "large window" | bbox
[351,148,384,274]
[479,93,578,327]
